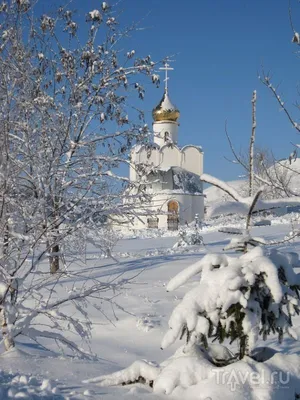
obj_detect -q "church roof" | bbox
[151,166,203,194]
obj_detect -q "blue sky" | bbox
[37,0,300,181]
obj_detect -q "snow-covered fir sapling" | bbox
[173,215,203,248]
[173,227,203,248]
[164,192,300,361]
[83,191,300,394]
[164,246,300,360]
[84,246,300,397]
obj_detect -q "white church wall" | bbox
[132,215,148,230]
[159,145,181,170]
[169,194,204,224]
[192,195,205,220]
[161,170,173,190]
[136,145,149,164]
[113,192,204,232]
[175,194,193,224]
[153,193,171,229]
[153,193,204,227]
[130,146,162,180]
[129,146,142,182]
[129,161,136,182]
[147,148,160,166]
[181,146,203,175]
[153,121,178,147]
[148,174,163,191]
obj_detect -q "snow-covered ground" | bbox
[2,221,300,399]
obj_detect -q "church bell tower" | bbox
[152,63,180,147]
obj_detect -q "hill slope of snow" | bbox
[204,158,300,209]
[204,179,247,206]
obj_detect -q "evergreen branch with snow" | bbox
[163,247,300,359]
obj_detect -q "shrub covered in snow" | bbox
[84,340,300,398]
[83,246,300,398]
[223,230,265,252]
[164,246,300,359]
[173,226,203,248]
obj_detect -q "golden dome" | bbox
[152,90,180,122]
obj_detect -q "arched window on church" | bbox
[167,200,179,231]
[164,131,170,142]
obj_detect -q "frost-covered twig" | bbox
[249,90,257,196]
[260,70,300,133]
[83,360,160,386]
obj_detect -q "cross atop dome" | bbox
[152,61,180,123]
[159,62,174,94]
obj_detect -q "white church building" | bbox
[128,64,204,231]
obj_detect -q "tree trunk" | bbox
[49,244,60,274]
[3,222,9,256]
[245,189,263,231]
[49,191,61,274]
[1,309,15,351]
[249,90,257,197]
[239,335,249,359]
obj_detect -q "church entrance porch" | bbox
[167,200,179,231]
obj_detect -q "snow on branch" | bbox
[25,328,97,360]
[207,196,300,219]
[201,174,246,203]
[83,360,160,386]
[203,173,300,218]
[259,71,300,134]
[167,254,231,292]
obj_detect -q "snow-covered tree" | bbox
[173,224,203,248]
[0,0,160,352]
[223,91,299,202]
[164,246,300,359]
[83,246,300,397]
[1,0,159,273]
